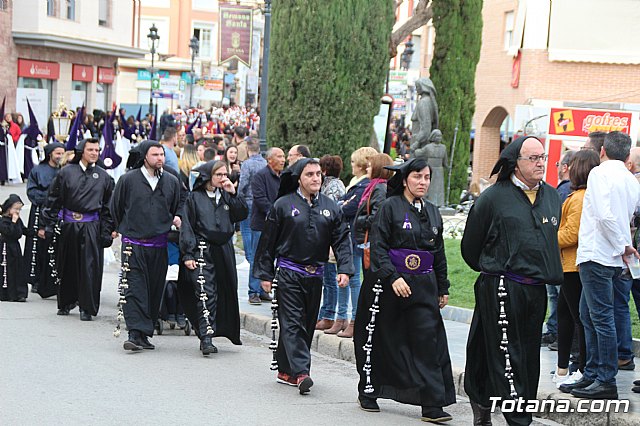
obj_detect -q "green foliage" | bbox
[267,0,395,174]
[429,0,483,202]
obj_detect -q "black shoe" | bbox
[31,286,38,294]
[421,407,452,423]
[259,292,273,302]
[470,401,491,426]
[57,307,70,316]
[248,294,262,305]
[358,395,380,412]
[200,337,218,355]
[79,310,92,321]
[541,332,556,346]
[123,331,144,351]
[15,297,26,302]
[140,335,155,350]
[559,377,594,393]
[634,379,640,386]
[618,359,635,371]
[571,382,618,399]
[633,386,640,393]
[548,341,558,351]
[176,314,187,328]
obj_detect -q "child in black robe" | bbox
[0,194,28,302]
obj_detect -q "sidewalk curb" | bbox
[240,311,640,425]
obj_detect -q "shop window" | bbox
[98,0,110,27]
[193,24,214,58]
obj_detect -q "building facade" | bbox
[0,0,144,131]
[472,0,640,184]
[118,0,263,116]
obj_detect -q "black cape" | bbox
[41,163,115,315]
[354,195,455,407]
[24,162,60,297]
[0,216,28,301]
[178,188,248,344]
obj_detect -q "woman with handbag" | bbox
[330,153,394,339]
[353,158,455,423]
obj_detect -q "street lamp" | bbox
[147,23,160,116]
[188,36,199,108]
[258,0,272,153]
[400,37,414,71]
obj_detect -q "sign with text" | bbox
[97,67,115,84]
[218,5,253,67]
[17,59,60,80]
[72,64,94,82]
[548,107,633,137]
[137,69,170,80]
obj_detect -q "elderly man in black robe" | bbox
[179,160,248,355]
[461,136,563,426]
[25,141,65,297]
[41,138,116,320]
[111,141,181,351]
[253,158,354,395]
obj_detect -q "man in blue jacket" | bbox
[248,147,285,304]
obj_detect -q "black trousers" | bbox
[122,244,168,337]
[276,268,323,377]
[557,272,586,371]
[464,276,546,426]
[58,222,103,315]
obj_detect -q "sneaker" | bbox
[248,294,262,305]
[296,374,314,395]
[552,371,569,384]
[557,371,583,389]
[276,372,297,387]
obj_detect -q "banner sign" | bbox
[72,64,94,82]
[97,67,115,84]
[548,107,633,137]
[218,5,253,67]
[17,59,60,80]
[137,69,170,80]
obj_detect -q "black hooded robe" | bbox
[111,166,181,338]
[253,183,354,377]
[354,195,456,409]
[24,153,62,298]
[461,136,563,426]
[178,187,248,344]
[42,163,115,316]
[0,215,28,301]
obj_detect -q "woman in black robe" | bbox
[354,159,456,423]
[179,160,248,355]
[0,194,28,302]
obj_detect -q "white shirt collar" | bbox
[511,173,540,191]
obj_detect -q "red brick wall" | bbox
[472,0,640,183]
[0,1,16,110]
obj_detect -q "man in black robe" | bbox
[253,158,354,395]
[461,136,563,426]
[0,98,10,185]
[41,138,116,320]
[111,141,181,351]
[179,160,248,355]
[26,142,65,297]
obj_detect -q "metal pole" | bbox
[189,54,195,108]
[445,124,459,206]
[258,0,272,153]
[148,48,154,115]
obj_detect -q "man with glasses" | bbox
[461,136,563,425]
[287,145,311,166]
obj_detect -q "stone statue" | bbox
[414,129,448,207]
[410,78,439,156]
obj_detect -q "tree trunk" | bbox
[389,0,433,58]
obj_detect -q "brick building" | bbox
[471,0,640,184]
[0,0,143,131]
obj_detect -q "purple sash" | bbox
[481,271,544,286]
[122,233,169,248]
[58,209,100,223]
[277,258,324,277]
[388,248,434,275]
